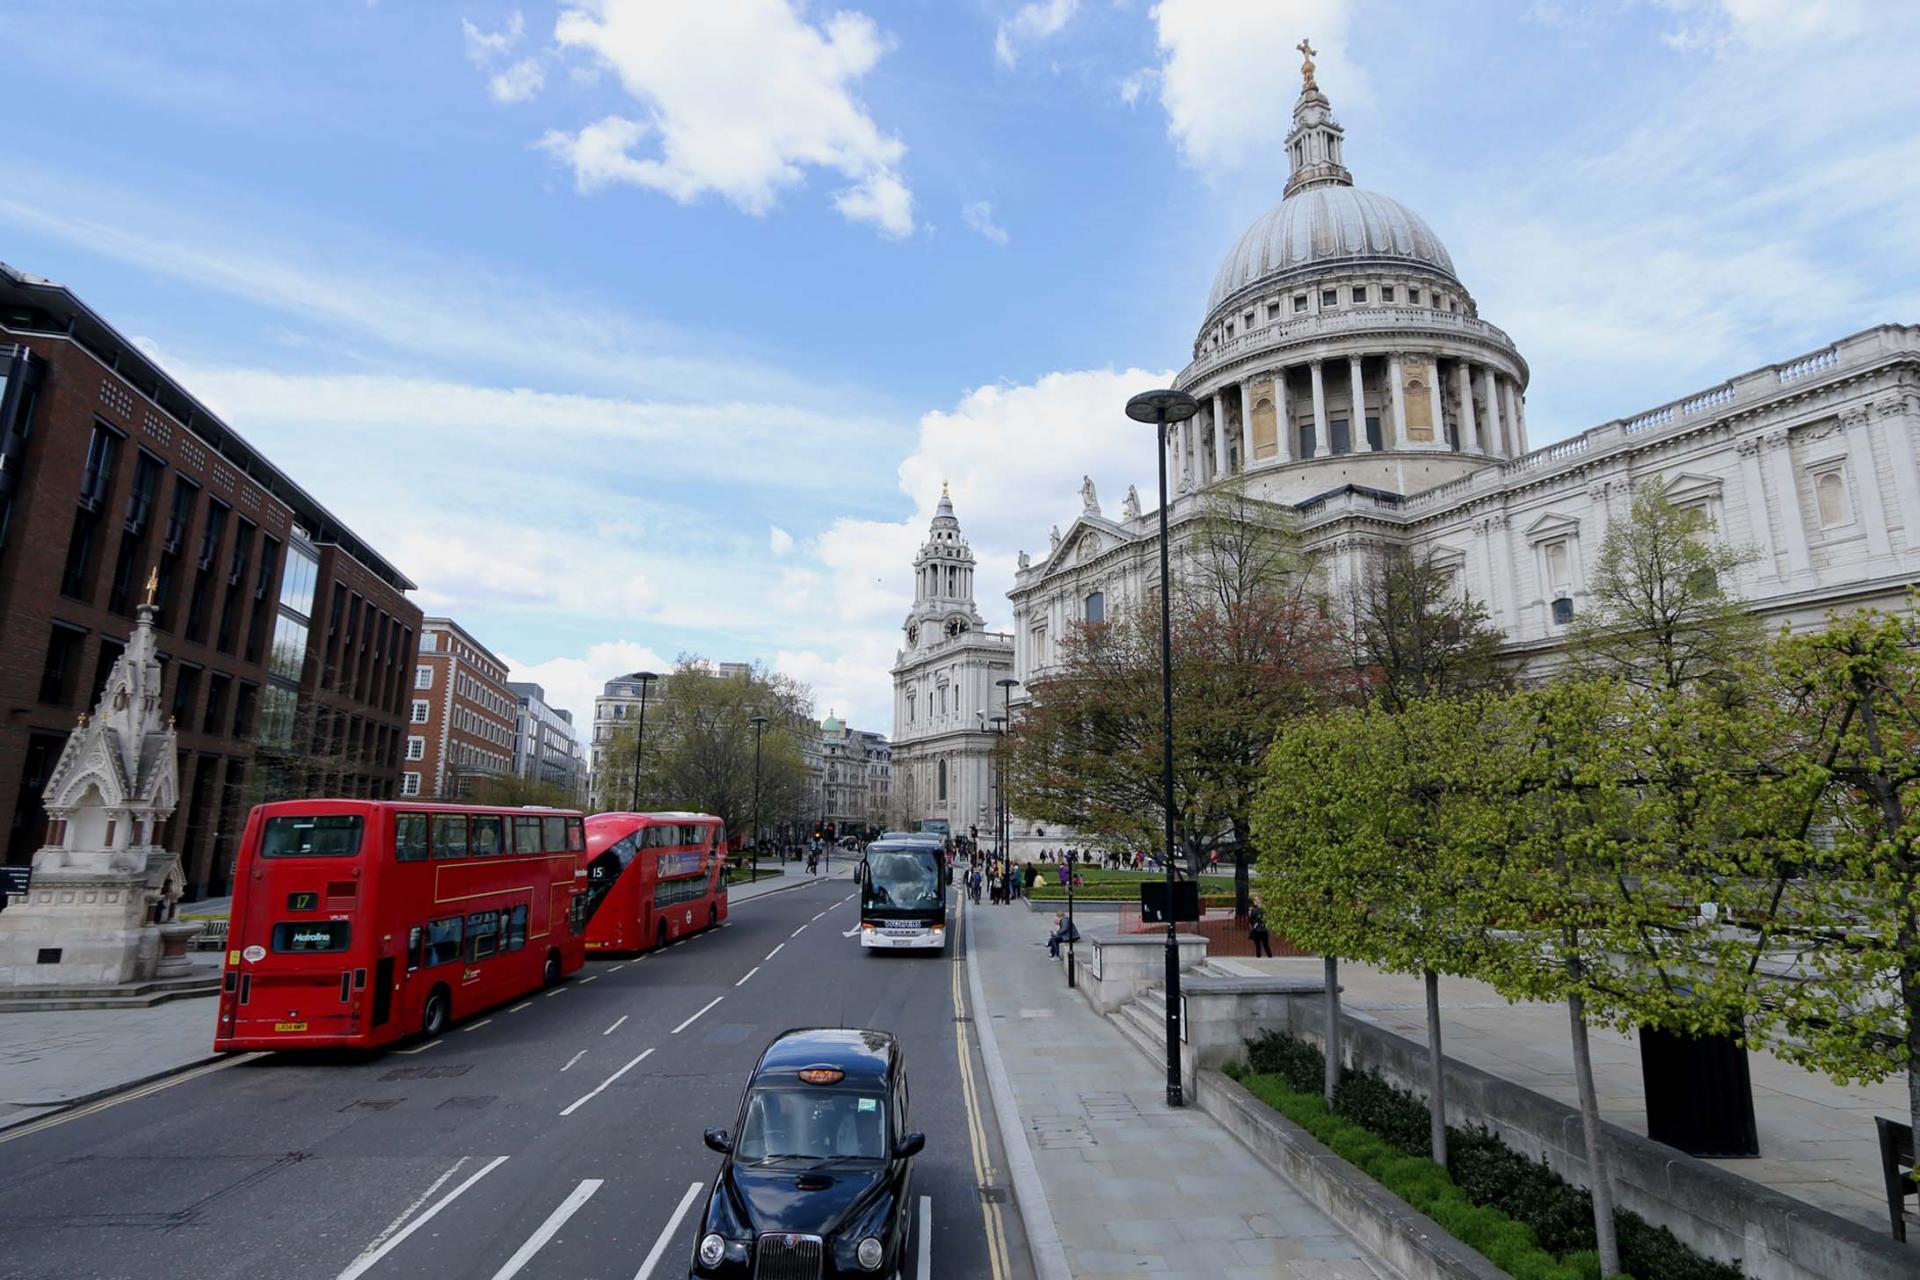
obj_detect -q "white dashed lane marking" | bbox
[671,996,724,1035]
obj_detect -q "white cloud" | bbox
[1117,67,1154,105]
[1148,0,1357,173]
[489,57,545,103]
[994,0,1078,68]
[1657,0,1870,52]
[770,526,795,556]
[503,640,672,739]
[541,0,914,236]
[961,200,1009,245]
[462,11,524,65]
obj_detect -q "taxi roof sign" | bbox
[797,1067,845,1085]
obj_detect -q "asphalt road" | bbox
[0,868,1027,1280]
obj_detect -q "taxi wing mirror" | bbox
[894,1131,925,1159]
[704,1127,733,1154]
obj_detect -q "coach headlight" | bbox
[697,1234,727,1268]
[855,1236,885,1271]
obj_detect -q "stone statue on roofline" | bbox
[1122,485,1141,520]
[1080,474,1099,516]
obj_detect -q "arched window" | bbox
[1084,591,1105,623]
[937,760,948,801]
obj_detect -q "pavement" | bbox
[1210,956,1908,1236]
[965,891,1384,1280]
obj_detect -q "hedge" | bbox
[1238,1032,1745,1280]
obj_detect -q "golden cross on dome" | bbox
[1297,37,1317,90]
[942,480,950,497]
[143,565,160,607]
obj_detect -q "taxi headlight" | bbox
[856,1236,885,1270]
[697,1233,727,1268]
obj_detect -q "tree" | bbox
[1346,545,1507,712]
[594,658,814,842]
[1767,608,1920,1142]
[1568,476,1762,692]
[466,774,578,810]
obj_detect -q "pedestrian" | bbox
[1046,911,1080,959]
[1248,899,1273,959]
[1209,848,1220,873]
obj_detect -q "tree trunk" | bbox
[1324,955,1342,1106]
[1425,967,1448,1167]
[1567,991,1621,1277]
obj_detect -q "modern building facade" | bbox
[507,681,585,799]
[407,618,514,799]
[1009,60,1920,804]
[0,262,418,900]
[889,487,1015,840]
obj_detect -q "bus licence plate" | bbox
[274,1022,308,1032]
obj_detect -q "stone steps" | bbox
[0,975,219,1013]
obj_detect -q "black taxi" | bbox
[693,1027,923,1278]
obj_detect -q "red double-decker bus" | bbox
[214,800,589,1051]
[580,811,728,952]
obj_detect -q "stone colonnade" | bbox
[1168,353,1528,488]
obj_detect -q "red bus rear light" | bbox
[797,1068,844,1085]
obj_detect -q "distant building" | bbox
[408,619,514,799]
[506,681,584,799]
[588,662,754,809]
[817,714,891,838]
[0,262,420,900]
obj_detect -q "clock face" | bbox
[906,624,918,644]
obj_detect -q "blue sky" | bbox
[4,0,1914,734]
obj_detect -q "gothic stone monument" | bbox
[0,585,189,986]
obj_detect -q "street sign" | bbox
[1139,880,1199,923]
[3,865,32,897]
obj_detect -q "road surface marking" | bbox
[544,987,566,997]
[632,1181,705,1280]
[734,966,759,987]
[509,1002,532,1013]
[464,1018,493,1033]
[918,1196,934,1280]
[0,1053,263,1146]
[790,924,807,937]
[603,1015,629,1035]
[764,943,784,961]
[580,975,598,984]
[562,1050,587,1072]
[335,1155,508,1280]
[952,910,1010,1280]
[489,1178,603,1280]
[671,996,724,1035]
[395,1038,441,1056]
[608,963,627,972]
[812,911,826,921]
[358,1157,466,1264]
[560,1048,655,1117]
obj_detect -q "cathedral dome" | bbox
[1207,185,1457,314]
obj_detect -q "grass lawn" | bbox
[725,864,782,885]
[1025,864,1237,900]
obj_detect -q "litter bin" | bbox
[1639,1023,1759,1157]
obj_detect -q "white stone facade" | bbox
[1010,65,1920,757]
[890,489,1015,840]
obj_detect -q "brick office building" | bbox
[406,618,515,799]
[0,263,420,900]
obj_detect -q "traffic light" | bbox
[812,825,823,840]
[825,823,836,841]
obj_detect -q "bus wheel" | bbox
[422,987,451,1037]
[656,923,669,951]
[543,950,561,986]
[708,904,717,930]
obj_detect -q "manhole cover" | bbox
[977,1185,1008,1204]
[382,1065,472,1081]
[342,1098,402,1112]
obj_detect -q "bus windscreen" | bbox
[864,851,942,910]
[261,815,364,858]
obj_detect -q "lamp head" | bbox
[995,677,1018,690]
[1125,388,1200,425]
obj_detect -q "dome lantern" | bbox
[1283,39,1352,198]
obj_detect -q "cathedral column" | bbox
[1212,390,1230,479]
[1348,354,1372,451]
[1177,419,1193,488]
[1482,366,1504,458]
[1503,380,1526,456]
[1842,410,1893,559]
[1387,352,1407,449]
[1238,378,1255,470]
[1308,360,1327,458]
[1456,360,1480,453]
[1511,385,1529,454]
[1762,432,1813,580]
[1275,367,1295,462]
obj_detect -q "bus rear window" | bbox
[261,815,364,858]
[271,921,352,952]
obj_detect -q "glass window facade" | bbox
[278,543,319,617]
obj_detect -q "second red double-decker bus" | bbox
[215,800,589,1051]
[580,811,728,952]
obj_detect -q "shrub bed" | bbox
[1237,1031,1745,1280]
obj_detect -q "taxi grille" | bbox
[753,1232,823,1280]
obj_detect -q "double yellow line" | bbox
[0,1052,263,1146]
[951,898,1010,1280]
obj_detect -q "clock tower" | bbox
[890,485,1014,842]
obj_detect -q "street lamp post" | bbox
[624,671,660,813]
[1126,387,1200,1108]
[750,714,769,886]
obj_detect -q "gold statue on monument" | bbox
[1297,38,1317,92]
[143,565,160,608]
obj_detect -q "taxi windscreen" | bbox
[261,815,364,858]
[735,1087,887,1163]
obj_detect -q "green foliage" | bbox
[1239,1033,1746,1280]
[1347,544,1509,712]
